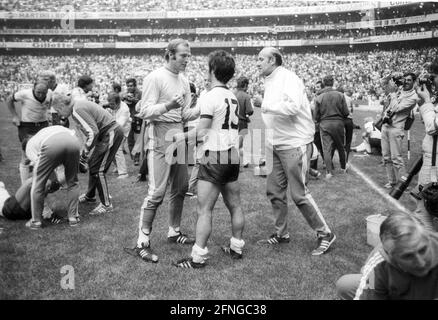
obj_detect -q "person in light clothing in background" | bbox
[256,47,336,256]
[6,80,52,184]
[107,92,131,179]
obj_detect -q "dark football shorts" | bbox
[18,121,49,143]
[2,196,31,220]
[198,148,240,185]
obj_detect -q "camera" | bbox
[418,73,435,93]
[381,110,394,126]
[390,155,423,200]
[392,73,405,87]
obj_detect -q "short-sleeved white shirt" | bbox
[199,86,239,152]
[13,89,52,123]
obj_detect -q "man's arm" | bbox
[136,75,180,121]
[116,104,131,129]
[314,96,321,123]
[182,95,200,122]
[340,95,350,118]
[245,96,254,117]
[7,94,20,126]
[263,91,301,117]
[419,102,438,135]
[72,106,99,151]
[393,94,418,113]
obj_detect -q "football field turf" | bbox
[0,103,424,299]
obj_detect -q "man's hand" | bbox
[166,94,185,111]
[416,84,432,106]
[172,132,186,143]
[12,115,20,126]
[79,149,89,173]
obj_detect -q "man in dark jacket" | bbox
[234,76,254,168]
[122,78,142,166]
[314,75,350,178]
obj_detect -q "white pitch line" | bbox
[348,163,411,214]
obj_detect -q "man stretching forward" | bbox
[256,47,336,255]
[125,39,200,263]
[173,50,245,268]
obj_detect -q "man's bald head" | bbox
[33,81,49,102]
[257,47,282,77]
[261,47,283,66]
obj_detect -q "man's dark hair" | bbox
[403,72,417,82]
[164,38,189,62]
[77,75,93,89]
[236,76,249,89]
[208,50,235,85]
[189,82,196,94]
[112,82,122,93]
[323,75,334,87]
[271,51,283,67]
[315,80,324,89]
[126,78,137,87]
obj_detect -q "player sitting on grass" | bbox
[173,50,245,269]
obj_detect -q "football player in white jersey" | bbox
[173,50,245,268]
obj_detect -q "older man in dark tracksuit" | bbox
[314,75,350,179]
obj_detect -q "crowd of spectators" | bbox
[1,46,436,103]
[1,23,435,43]
[0,0,353,12]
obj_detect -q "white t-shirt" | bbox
[199,86,239,152]
[13,89,52,123]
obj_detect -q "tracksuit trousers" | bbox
[139,122,189,233]
[31,132,80,222]
[320,119,347,174]
[86,125,124,206]
[266,143,331,237]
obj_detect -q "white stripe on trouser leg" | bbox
[30,157,40,221]
[139,149,156,231]
[300,145,330,233]
[98,130,114,206]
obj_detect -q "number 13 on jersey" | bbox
[222,98,239,130]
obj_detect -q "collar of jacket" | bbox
[320,87,336,94]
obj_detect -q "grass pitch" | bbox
[0,103,424,299]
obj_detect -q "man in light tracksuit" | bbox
[256,47,336,256]
[124,39,200,263]
[23,125,81,229]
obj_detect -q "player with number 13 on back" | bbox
[173,50,245,268]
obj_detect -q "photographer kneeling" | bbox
[414,60,438,232]
[381,73,419,189]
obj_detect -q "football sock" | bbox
[168,226,180,237]
[230,237,245,254]
[0,181,10,216]
[137,228,150,248]
[191,243,208,264]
